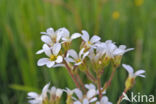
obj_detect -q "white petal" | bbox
[82,51,89,60]
[79,48,85,58]
[125,48,134,52]
[52,43,61,56]
[90,35,101,43]
[74,101,81,104]
[113,48,124,56]
[81,30,89,42]
[83,98,89,104]
[87,89,96,99]
[75,61,82,66]
[65,57,75,63]
[59,27,70,38]
[85,84,96,90]
[68,49,78,59]
[56,89,63,97]
[135,70,146,77]
[90,97,97,103]
[119,45,126,49]
[36,49,44,54]
[122,64,134,75]
[101,96,108,103]
[43,44,51,57]
[42,83,50,98]
[74,88,83,100]
[71,33,81,40]
[52,64,65,68]
[37,58,49,66]
[50,86,56,95]
[27,92,39,98]
[46,61,55,68]
[47,28,54,36]
[56,56,63,63]
[41,35,53,45]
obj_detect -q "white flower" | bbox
[65,48,89,66]
[96,96,112,104]
[122,64,146,78]
[60,28,81,43]
[27,83,50,104]
[85,83,106,95]
[113,45,134,56]
[81,30,101,49]
[37,43,63,68]
[73,88,97,104]
[41,27,62,44]
[64,88,75,96]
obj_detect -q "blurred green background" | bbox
[0,0,156,103]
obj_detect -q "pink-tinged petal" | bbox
[56,56,63,63]
[71,33,81,40]
[43,44,51,57]
[90,35,101,43]
[37,58,49,66]
[52,43,61,56]
[81,30,89,42]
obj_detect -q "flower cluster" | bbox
[27,27,146,104]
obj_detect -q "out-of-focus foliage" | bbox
[0,0,156,103]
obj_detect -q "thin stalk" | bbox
[117,89,128,104]
[97,74,102,99]
[102,66,117,92]
[75,73,86,92]
[64,61,80,89]
[85,70,96,83]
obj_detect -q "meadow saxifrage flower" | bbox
[65,48,89,66]
[81,30,101,50]
[37,43,63,68]
[27,83,50,104]
[96,96,112,104]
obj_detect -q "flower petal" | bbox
[87,89,96,99]
[37,58,49,66]
[74,88,83,100]
[42,83,50,98]
[46,61,55,68]
[27,92,39,98]
[79,48,85,58]
[41,35,53,45]
[43,44,51,57]
[56,56,63,63]
[135,70,146,77]
[81,30,89,42]
[36,49,44,54]
[52,43,61,56]
[47,28,54,36]
[71,33,81,40]
[65,57,75,63]
[68,49,78,59]
[122,64,134,75]
[83,98,89,104]
[90,35,101,43]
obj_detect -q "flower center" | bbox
[88,41,91,45]
[76,59,81,63]
[50,55,57,61]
